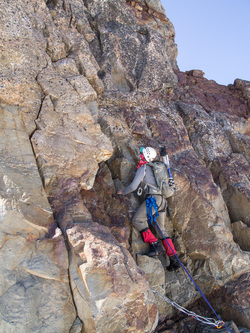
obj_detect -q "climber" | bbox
[117,147,181,270]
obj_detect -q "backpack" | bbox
[148,161,175,199]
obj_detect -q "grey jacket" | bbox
[122,164,160,196]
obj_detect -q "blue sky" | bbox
[161,0,250,86]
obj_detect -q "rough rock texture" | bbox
[173,70,249,117]
[0,107,76,331]
[32,62,113,193]
[0,0,249,332]
[84,0,178,92]
[209,272,250,329]
[67,223,158,333]
[232,221,250,251]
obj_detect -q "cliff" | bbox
[0,0,249,332]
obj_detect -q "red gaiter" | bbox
[162,238,177,257]
[141,229,158,244]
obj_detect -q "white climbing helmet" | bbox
[142,147,157,162]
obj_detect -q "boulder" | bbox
[66,223,158,333]
[136,254,174,320]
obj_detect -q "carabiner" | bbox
[216,321,225,329]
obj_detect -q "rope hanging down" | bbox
[145,195,233,333]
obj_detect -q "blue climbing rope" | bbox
[146,195,159,226]
[145,195,233,333]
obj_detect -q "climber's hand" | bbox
[117,189,123,195]
[160,146,167,156]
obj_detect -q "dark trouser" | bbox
[132,195,168,239]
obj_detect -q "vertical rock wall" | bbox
[0,0,249,332]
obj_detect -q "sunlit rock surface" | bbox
[0,107,76,332]
[67,222,158,333]
[0,0,249,332]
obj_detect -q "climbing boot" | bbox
[167,255,181,271]
[147,241,164,257]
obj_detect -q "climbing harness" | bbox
[152,289,225,329]
[145,195,233,333]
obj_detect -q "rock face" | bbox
[67,223,158,333]
[0,0,249,332]
[0,107,76,331]
[209,272,250,329]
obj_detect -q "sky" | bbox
[161,0,250,86]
